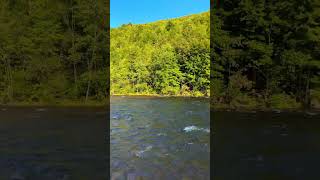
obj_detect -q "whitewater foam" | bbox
[183,126,210,133]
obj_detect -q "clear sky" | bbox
[111,0,210,28]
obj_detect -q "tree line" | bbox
[212,0,320,109]
[0,0,108,104]
[110,12,210,96]
[1,0,319,109]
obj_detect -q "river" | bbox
[111,96,210,179]
[0,106,108,179]
[213,111,320,179]
[1,100,317,179]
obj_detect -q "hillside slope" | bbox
[110,12,210,96]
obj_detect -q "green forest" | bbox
[0,0,108,105]
[212,0,320,110]
[1,0,319,109]
[110,12,210,96]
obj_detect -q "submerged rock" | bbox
[134,146,153,158]
[111,112,133,121]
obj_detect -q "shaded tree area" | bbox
[110,12,210,96]
[212,0,320,110]
[0,0,109,105]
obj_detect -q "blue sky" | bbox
[111,0,210,28]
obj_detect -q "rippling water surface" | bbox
[110,96,210,180]
[213,111,320,179]
[0,107,108,179]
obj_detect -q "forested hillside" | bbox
[110,12,210,96]
[0,0,108,104]
[212,0,320,109]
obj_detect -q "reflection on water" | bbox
[0,107,108,179]
[213,111,320,179]
[111,96,210,180]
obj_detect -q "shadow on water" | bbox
[0,106,108,180]
[213,111,320,180]
[111,96,210,180]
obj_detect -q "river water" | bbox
[213,111,320,179]
[0,106,108,179]
[110,96,210,180]
[2,99,318,179]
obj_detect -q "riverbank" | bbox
[111,94,209,98]
[0,99,108,107]
[1,96,319,114]
[0,95,209,107]
[210,103,320,114]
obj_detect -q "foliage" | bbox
[110,12,210,96]
[212,0,320,109]
[269,94,301,109]
[0,0,108,104]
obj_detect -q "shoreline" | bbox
[111,94,209,98]
[210,104,320,114]
[0,96,318,114]
[0,100,108,107]
[0,95,209,107]
[210,107,320,113]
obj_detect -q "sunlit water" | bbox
[0,107,108,179]
[110,96,210,180]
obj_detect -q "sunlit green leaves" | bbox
[110,12,210,96]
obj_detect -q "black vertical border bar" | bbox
[106,0,111,178]
[210,0,214,178]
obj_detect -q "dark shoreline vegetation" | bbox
[0,0,108,105]
[212,0,320,111]
[0,100,108,107]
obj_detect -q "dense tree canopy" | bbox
[1,0,318,109]
[0,0,108,104]
[110,12,210,96]
[212,0,320,109]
